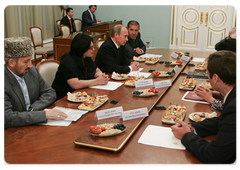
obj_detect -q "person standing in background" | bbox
[81,5,101,32]
[60,7,76,35]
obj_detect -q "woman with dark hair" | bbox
[52,33,109,100]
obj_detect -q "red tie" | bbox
[69,19,73,32]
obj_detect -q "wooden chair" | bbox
[74,18,82,32]
[29,26,53,65]
[96,38,105,51]
[56,20,61,35]
[36,59,60,86]
[60,25,70,36]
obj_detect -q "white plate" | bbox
[189,112,217,122]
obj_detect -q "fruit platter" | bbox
[162,104,186,124]
[78,94,108,111]
[198,81,212,89]
[133,56,145,62]
[165,60,182,66]
[195,62,207,71]
[124,76,145,87]
[67,91,90,102]
[152,71,174,77]
[145,57,160,64]
[88,123,127,137]
[189,112,217,122]
[179,77,196,90]
[111,72,128,80]
[132,88,159,97]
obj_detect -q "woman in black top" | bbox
[52,33,109,100]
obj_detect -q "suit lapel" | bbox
[5,65,26,109]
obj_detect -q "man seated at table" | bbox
[215,27,236,53]
[171,50,236,163]
[125,20,146,59]
[95,24,140,73]
[4,37,67,129]
[60,7,76,35]
[81,5,101,32]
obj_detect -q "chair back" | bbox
[56,20,61,35]
[36,60,60,86]
[74,19,82,32]
[96,38,105,51]
[29,26,43,49]
[60,25,70,36]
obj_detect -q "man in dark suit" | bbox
[171,51,236,163]
[60,7,75,35]
[125,20,146,59]
[4,37,67,129]
[95,24,140,74]
[81,5,101,32]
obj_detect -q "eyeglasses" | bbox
[89,46,94,50]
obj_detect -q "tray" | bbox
[132,90,157,97]
[78,98,108,111]
[88,123,127,137]
[189,112,217,122]
[152,71,174,78]
[162,112,186,124]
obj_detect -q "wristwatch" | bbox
[29,107,35,112]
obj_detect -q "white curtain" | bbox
[4,5,62,39]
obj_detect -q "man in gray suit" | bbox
[4,37,67,129]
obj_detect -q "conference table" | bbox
[5,48,216,164]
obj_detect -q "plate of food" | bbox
[78,95,108,111]
[165,60,182,66]
[152,71,174,77]
[133,56,145,62]
[198,81,212,89]
[162,104,186,124]
[195,62,207,71]
[67,91,90,102]
[88,123,127,137]
[132,88,159,97]
[145,57,160,64]
[189,112,217,122]
[179,77,196,90]
[111,72,128,80]
[124,76,145,87]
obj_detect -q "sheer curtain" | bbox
[4,5,62,39]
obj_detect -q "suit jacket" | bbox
[60,16,76,35]
[125,32,146,59]
[4,65,56,129]
[182,86,236,163]
[81,10,97,31]
[95,37,131,73]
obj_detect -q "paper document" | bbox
[89,81,123,91]
[128,71,151,78]
[192,58,205,63]
[181,91,209,104]
[141,54,163,58]
[39,120,72,126]
[138,125,185,150]
[53,106,88,121]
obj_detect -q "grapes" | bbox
[133,91,143,96]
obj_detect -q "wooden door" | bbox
[170,5,236,51]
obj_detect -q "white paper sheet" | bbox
[141,54,163,58]
[181,91,210,104]
[128,71,151,78]
[138,125,185,150]
[52,106,88,121]
[39,120,72,126]
[192,58,205,63]
[89,81,123,90]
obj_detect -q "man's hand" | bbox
[130,61,140,71]
[45,109,68,120]
[134,47,142,55]
[171,120,192,140]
